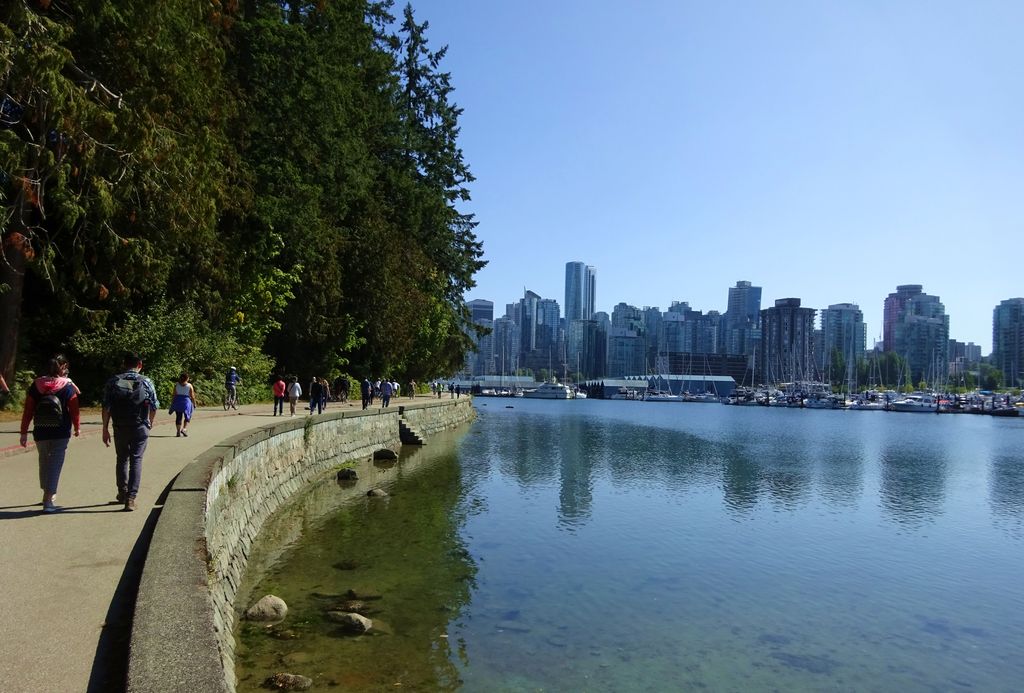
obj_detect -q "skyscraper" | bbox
[758,298,817,383]
[892,291,949,385]
[724,280,762,357]
[992,298,1024,388]
[819,303,867,381]
[564,261,596,322]
[467,299,494,324]
[883,285,922,353]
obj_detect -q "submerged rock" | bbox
[336,468,358,481]
[373,448,398,460]
[263,672,312,690]
[327,610,373,633]
[367,488,388,497]
[245,594,288,622]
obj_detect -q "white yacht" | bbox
[524,381,574,399]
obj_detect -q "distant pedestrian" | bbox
[408,380,416,399]
[381,379,393,408]
[287,377,302,416]
[102,352,159,512]
[320,378,331,411]
[456,383,461,399]
[19,355,81,513]
[449,382,455,399]
[309,377,324,415]
[437,381,443,399]
[168,372,196,437]
[272,374,286,416]
[361,377,371,410]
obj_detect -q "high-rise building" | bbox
[467,299,494,324]
[892,291,949,385]
[536,298,561,354]
[758,298,817,383]
[883,285,922,352]
[819,303,867,379]
[611,302,643,332]
[992,298,1024,388]
[492,317,520,376]
[564,261,595,322]
[606,327,644,377]
[724,280,762,357]
[565,262,596,374]
[518,290,541,353]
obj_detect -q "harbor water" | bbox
[234,399,1024,691]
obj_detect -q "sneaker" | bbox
[116,490,127,504]
[124,497,136,512]
[43,500,61,513]
[181,430,188,437]
[176,430,181,437]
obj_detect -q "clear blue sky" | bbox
[410,0,1023,353]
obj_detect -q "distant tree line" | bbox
[1,0,484,403]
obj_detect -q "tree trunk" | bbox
[0,233,28,385]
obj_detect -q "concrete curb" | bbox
[126,399,475,692]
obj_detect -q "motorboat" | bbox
[645,390,685,402]
[523,381,573,399]
[889,393,938,413]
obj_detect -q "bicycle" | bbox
[223,385,239,410]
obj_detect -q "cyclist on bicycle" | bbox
[225,366,242,407]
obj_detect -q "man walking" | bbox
[361,377,371,410]
[102,352,159,512]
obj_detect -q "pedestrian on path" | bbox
[19,354,81,513]
[361,377,371,410]
[102,352,159,512]
[381,379,393,408]
[272,374,286,416]
[0,372,10,407]
[308,377,324,415]
[168,372,196,437]
[287,377,302,416]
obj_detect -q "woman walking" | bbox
[168,372,196,437]
[18,355,81,512]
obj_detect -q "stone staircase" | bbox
[398,418,425,445]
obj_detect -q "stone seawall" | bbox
[127,399,475,693]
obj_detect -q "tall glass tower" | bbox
[564,261,595,322]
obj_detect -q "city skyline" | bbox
[410,0,1024,354]
[470,261,995,355]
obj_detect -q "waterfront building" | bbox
[758,298,817,384]
[992,297,1024,388]
[820,303,867,381]
[892,291,949,386]
[883,284,922,353]
[723,280,762,358]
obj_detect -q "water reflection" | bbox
[236,402,1024,692]
[990,455,1024,537]
[879,442,948,526]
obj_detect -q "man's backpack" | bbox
[34,391,65,429]
[110,376,148,426]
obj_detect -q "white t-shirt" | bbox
[287,382,302,398]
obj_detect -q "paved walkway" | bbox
[0,398,375,692]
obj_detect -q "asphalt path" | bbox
[0,399,366,692]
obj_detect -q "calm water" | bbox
[234,400,1024,692]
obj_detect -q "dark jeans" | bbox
[309,398,323,414]
[113,424,149,498]
[274,396,285,415]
